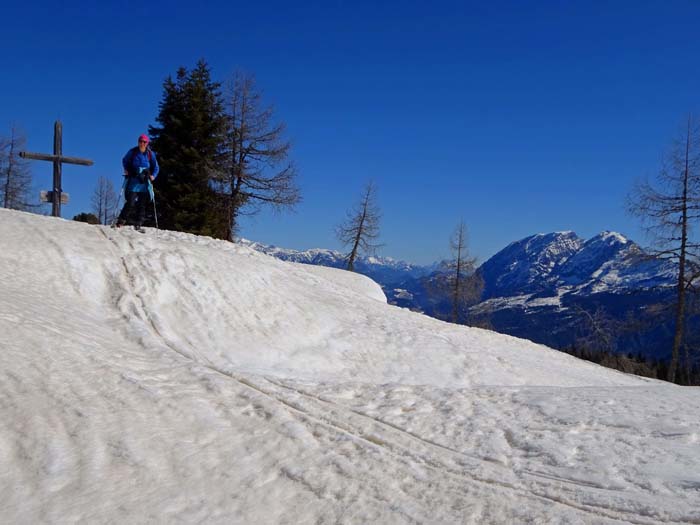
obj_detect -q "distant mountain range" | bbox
[243,232,684,360]
[239,240,436,286]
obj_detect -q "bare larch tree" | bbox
[91,176,118,225]
[336,181,383,272]
[628,115,700,382]
[215,72,300,241]
[1,126,33,210]
[446,220,483,324]
[573,305,620,355]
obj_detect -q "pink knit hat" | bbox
[138,134,150,143]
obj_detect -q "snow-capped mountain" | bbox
[479,231,583,297]
[481,230,676,299]
[471,231,679,357]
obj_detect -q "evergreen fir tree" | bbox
[149,60,228,237]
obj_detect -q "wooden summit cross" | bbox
[19,120,93,217]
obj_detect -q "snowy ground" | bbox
[1,208,699,524]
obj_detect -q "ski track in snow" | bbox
[1,209,699,524]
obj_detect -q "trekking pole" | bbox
[148,177,159,229]
[110,192,122,227]
[152,195,159,229]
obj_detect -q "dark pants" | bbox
[118,190,149,227]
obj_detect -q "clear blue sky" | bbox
[3,1,699,264]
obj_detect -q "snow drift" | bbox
[1,208,698,524]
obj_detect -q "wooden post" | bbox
[19,120,93,218]
[53,121,62,217]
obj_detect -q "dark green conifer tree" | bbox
[72,212,100,224]
[149,60,228,237]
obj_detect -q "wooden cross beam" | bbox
[19,121,93,217]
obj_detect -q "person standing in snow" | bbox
[116,134,159,230]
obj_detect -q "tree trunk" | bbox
[3,130,16,208]
[452,245,462,324]
[451,223,467,324]
[225,165,244,241]
[347,196,368,272]
[347,226,362,272]
[668,120,692,383]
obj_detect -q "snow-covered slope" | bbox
[1,209,698,524]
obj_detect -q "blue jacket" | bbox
[122,147,159,194]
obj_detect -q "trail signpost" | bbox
[19,121,93,217]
